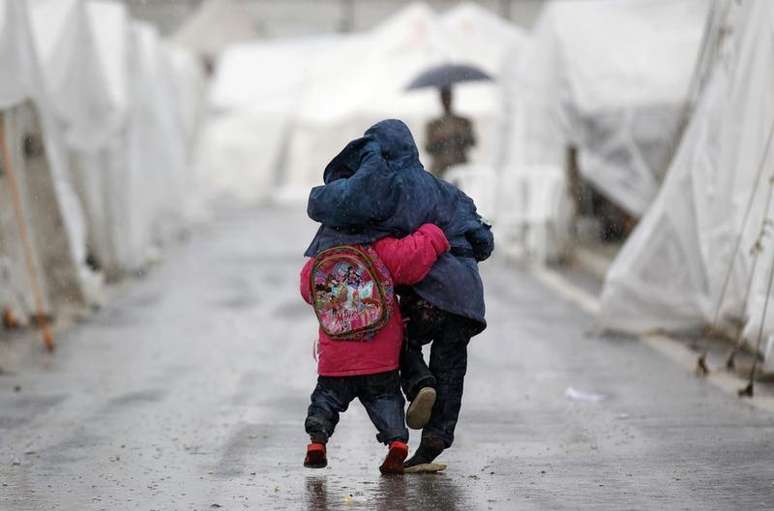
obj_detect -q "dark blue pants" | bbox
[399,295,477,449]
[305,370,408,445]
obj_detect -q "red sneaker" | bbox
[379,440,408,475]
[304,442,327,469]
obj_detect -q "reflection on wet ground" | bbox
[304,473,469,511]
[2,207,774,510]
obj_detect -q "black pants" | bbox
[399,293,479,449]
[305,370,408,445]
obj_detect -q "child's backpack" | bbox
[310,245,394,340]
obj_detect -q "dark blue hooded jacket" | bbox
[304,119,494,329]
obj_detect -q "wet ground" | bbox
[2,206,774,510]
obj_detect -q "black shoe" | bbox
[404,436,445,468]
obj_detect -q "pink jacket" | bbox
[300,223,449,377]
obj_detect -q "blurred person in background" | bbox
[425,86,476,179]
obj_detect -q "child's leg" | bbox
[418,314,473,451]
[405,314,477,468]
[400,339,436,401]
[305,376,356,444]
[399,292,442,401]
[357,370,409,474]
[357,371,408,445]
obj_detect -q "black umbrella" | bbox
[405,63,493,91]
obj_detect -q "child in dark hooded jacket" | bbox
[305,119,494,467]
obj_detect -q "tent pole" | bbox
[0,116,55,351]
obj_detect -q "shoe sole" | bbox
[379,445,408,475]
[404,463,447,474]
[406,387,436,430]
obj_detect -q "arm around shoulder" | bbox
[374,224,450,285]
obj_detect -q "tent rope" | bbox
[0,118,55,351]
[739,234,774,398]
[726,174,774,368]
[710,120,774,329]
[696,119,774,375]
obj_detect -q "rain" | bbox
[2,0,774,509]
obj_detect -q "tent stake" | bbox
[0,116,54,352]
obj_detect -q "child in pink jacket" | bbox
[300,223,449,474]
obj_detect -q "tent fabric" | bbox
[281,4,462,196]
[74,0,131,277]
[599,0,774,363]
[501,0,708,217]
[440,2,523,77]
[128,21,191,248]
[0,0,95,309]
[0,103,55,316]
[163,42,208,223]
[201,35,339,203]
[28,0,193,282]
[0,0,42,108]
[87,0,129,116]
[172,0,259,60]
[29,0,118,149]
[1,0,203,323]
[28,0,126,299]
[38,3,204,278]
[201,2,526,204]
[165,43,207,150]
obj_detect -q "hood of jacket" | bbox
[305,119,492,326]
[364,119,420,170]
[321,119,419,184]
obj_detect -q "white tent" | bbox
[202,2,526,204]
[501,0,707,217]
[164,42,208,221]
[129,21,195,245]
[172,0,259,61]
[76,0,133,278]
[165,43,207,152]
[85,2,203,276]
[29,0,198,281]
[0,0,41,107]
[29,0,118,148]
[440,2,524,75]
[281,4,456,197]
[1,0,204,328]
[27,0,203,282]
[285,3,529,197]
[29,0,128,299]
[202,35,339,203]
[599,0,774,365]
[0,0,91,318]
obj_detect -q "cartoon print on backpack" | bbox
[310,245,394,340]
